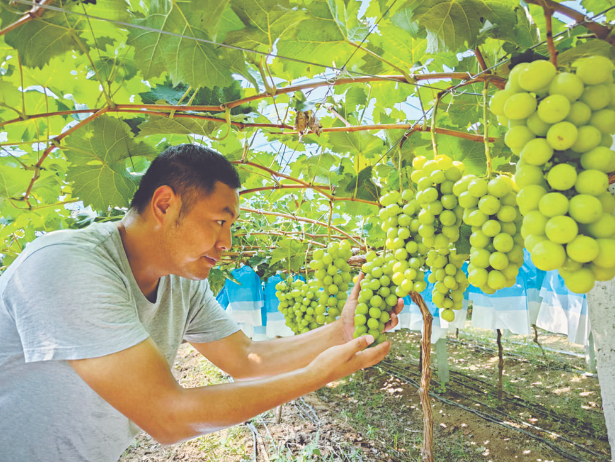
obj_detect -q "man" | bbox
[0,144,401,461]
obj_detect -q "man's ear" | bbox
[150,185,178,224]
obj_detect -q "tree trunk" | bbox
[411,292,434,462]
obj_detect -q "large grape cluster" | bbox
[453,174,525,293]
[275,277,321,334]
[491,56,615,293]
[310,241,353,321]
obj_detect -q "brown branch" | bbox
[239,184,380,207]
[240,206,365,250]
[0,0,53,38]
[474,48,488,72]
[234,231,355,241]
[410,291,434,462]
[22,107,110,204]
[526,0,615,45]
[271,124,496,143]
[0,109,99,129]
[544,6,558,67]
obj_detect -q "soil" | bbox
[119,327,609,462]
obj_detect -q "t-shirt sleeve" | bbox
[4,245,149,363]
[183,280,240,343]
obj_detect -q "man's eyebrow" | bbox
[222,206,236,219]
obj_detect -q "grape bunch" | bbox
[425,248,469,321]
[309,240,354,322]
[410,155,466,249]
[354,252,398,344]
[275,277,321,334]
[491,56,615,293]
[453,174,526,293]
[378,189,429,295]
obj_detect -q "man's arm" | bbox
[191,273,404,380]
[69,333,388,445]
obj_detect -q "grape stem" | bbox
[482,81,493,178]
[543,5,558,68]
[431,94,440,158]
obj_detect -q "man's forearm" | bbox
[166,365,320,443]
[239,321,346,379]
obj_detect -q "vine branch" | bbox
[0,0,53,38]
[525,0,615,45]
[240,207,365,250]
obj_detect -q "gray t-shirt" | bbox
[0,222,240,462]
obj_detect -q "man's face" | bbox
[162,181,240,280]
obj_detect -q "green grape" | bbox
[527,111,551,136]
[598,191,615,213]
[518,60,557,92]
[545,216,578,244]
[517,185,547,215]
[547,164,577,191]
[538,94,571,124]
[493,233,514,252]
[600,133,614,147]
[581,84,611,111]
[549,72,585,101]
[520,138,554,166]
[525,234,547,252]
[589,263,615,281]
[478,195,501,215]
[482,219,502,237]
[593,239,615,268]
[489,90,515,116]
[487,270,507,290]
[575,169,609,196]
[587,213,615,238]
[567,235,600,263]
[566,101,592,126]
[538,192,569,217]
[580,146,615,172]
[487,176,512,198]
[569,194,604,224]
[571,125,602,153]
[575,56,613,85]
[522,210,548,235]
[505,125,536,152]
[515,164,545,188]
[563,268,596,294]
[590,109,615,135]
[506,63,531,92]
[547,122,578,151]
[531,240,567,271]
[504,92,538,120]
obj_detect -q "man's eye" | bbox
[217,220,226,226]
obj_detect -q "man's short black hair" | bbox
[131,144,241,218]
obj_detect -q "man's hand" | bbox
[308,334,390,386]
[338,272,404,342]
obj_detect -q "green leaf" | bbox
[62,115,155,210]
[127,0,252,89]
[446,94,482,128]
[275,0,355,78]
[225,0,307,52]
[338,166,380,202]
[456,224,472,254]
[270,238,306,271]
[327,130,384,159]
[414,0,519,53]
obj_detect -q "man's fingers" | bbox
[383,312,398,332]
[348,272,364,301]
[393,298,404,315]
[356,341,391,369]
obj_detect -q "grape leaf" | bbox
[224,0,307,52]
[62,116,155,210]
[137,115,219,136]
[127,0,252,89]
